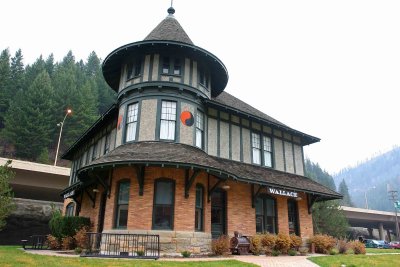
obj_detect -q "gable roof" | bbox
[144,14,194,45]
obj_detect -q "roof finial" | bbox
[168,0,175,15]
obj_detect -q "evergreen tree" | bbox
[0,49,11,130]
[24,55,46,88]
[52,52,98,150]
[10,49,25,92]
[338,179,353,207]
[85,51,116,114]
[3,71,55,160]
[312,200,349,238]
[0,160,15,231]
[45,54,55,78]
[305,159,349,238]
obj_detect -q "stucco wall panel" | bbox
[139,99,157,141]
[274,138,284,171]
[284,141,295,174]
[294,144,304,175]
[219,121,229,159]
[242,128,251,164]
[207,118,217,156]
[180,102,195,145]
[231,125,241,161]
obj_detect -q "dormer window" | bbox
[126,59,142,80]
[162,57,181,76]
[199,68,209,88]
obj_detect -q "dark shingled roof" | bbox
[144,15,194,45]
[212,91,287,127]
[82,142,341,200]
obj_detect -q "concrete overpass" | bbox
[342,206,400,240]
[0,158,70,244]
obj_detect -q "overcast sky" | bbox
[2,0,400,174]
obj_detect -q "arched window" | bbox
[195,184,204,231]
[115,180,130,229]
[65,202,75,216]
[255,195,277,234]
[287,199,300,235]
[153,179,175,230]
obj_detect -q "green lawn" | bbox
[309,254,400,267]
[0,246,256,267]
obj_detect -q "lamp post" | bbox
[54,109,72,166]
[364,186,376,209]
[387,184,400,238]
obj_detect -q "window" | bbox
[160,101,176,140]
[199,68,209,88]
[255,196,277,234]
[263,136,272,167]
[195,185,204,231]
[288,199,300,235]
[153,179,175,230]
[195,111,204,149]
[126,59,142,80]
[162,57,181,76]
[104,133,111,155]
[252,133,261,164]
[162,57,170,74]
[115,181,130,229]
[125,103,139,142]
[173,58,181,75]
[65,202,75,216]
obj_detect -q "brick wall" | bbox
[66,165,315,252]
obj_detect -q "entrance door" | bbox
[211,189,226,239]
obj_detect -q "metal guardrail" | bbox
[82,232,160,259]
[21,235,49,250]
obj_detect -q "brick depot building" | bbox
[61,7,341,254]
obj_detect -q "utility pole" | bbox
[388,188,400,239]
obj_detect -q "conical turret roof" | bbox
[144,10,194,45]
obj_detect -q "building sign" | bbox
[63,190,75,199]
[267,187,298,198]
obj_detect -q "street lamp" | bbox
[54,109,72,166]
[364,186,376,209]
[387,184,400,238]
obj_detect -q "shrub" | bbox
[271,249,280,256]
[299,247,309,255]
[261,233,276,250]
[275,233,291,254]
[264,247,273,256]
[49,210,90,241]
[211,235,230,256]
[181,250,191,258]
[136,250,145,256]
[308,234,336,254]
[337,239,348,254]
[290,234,302,250]
[288,249,297,256]
[73,226,89,249]
[329,248,338,255]
[46,234,60,250]
[61,236,75,250]
[74,247,82,254]
[350,241,366,255]
[250,234,262,255]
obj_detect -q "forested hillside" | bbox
[0,49,116,165]
[334,146,400,211]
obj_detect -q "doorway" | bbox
[211,188,226,239]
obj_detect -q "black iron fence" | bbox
[82,232,160,259]
[21,235,48,250]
